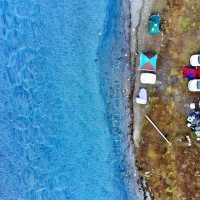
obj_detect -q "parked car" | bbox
[188,79,200,91]
[190,54,200,66]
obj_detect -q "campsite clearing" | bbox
[136,0,200,199]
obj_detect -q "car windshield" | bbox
[197,81,200,89]
[198,55,200,64]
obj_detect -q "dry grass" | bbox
[136,0,200,199]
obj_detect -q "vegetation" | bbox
[179,16,192,32]
[136,0,200,199]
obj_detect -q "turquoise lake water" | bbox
[0,0,139,199]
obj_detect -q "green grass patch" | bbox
[191,131,197,139]
[179,16,192,32]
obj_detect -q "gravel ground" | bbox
[129,0,155,147]
[128,0,155,199]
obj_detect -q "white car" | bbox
[190,54,200,66]
[188,79,200,91]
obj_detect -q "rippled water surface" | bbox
[0,0,136,200]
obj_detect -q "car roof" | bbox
[198,55,200,64]
[197,80,200,89]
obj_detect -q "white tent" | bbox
[140,73,156,84]
[136,88,148,105]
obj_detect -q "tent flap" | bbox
[140,53,149,67]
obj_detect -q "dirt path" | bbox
[130,0,155,147]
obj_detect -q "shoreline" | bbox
[127,0,155,198]
[118,0,148,198]
[97,0,149,198]
[129,0,154,147]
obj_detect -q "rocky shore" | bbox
[129,0,155,147]
[128,0,155,199]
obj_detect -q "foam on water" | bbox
[0,0,138,200]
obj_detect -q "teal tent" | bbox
[138,52,158,72]
[148,15,160,35]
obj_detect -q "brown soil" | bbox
[136,0,200,199]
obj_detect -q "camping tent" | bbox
[197,68,200,78]
[136,88,148,104]
[183,66,197,79]
[148,15,160,35]
[140,73,156,84]
[137,52,158,72]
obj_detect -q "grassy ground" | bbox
[136,0,200,199]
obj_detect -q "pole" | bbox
[145,115,172,145]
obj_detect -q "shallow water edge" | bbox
[98,0,149,199]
